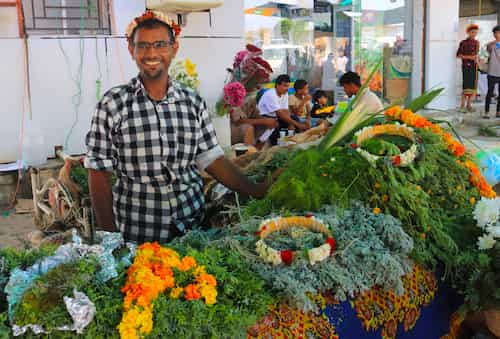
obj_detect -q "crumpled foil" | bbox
[62,289,96,334]
[12,289,96,336]
[5,230,136,335]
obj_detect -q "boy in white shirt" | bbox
[339,71,383,114]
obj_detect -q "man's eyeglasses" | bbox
[134,40,172,51]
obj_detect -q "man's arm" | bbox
[205,157,268,198]
[276,109,309,131]
[88,169,116,232]
[236,117,278,129]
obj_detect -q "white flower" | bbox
[478,233,497,250]
[308,243,331,265]
[473,198,500,228]
[256,240,282,265]
[486,225,500,238]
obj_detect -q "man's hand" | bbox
[301,94,312,102]
[88,169,117,232]
[205,157,270,199]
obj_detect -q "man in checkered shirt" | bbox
[85,11,268,243]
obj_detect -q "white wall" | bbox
[425,0,460,109]
[0,0,243,164]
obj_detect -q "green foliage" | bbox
[247,128,481,274]
[13,259,100,329]
[0,245,57,314]
[70,165,90,196]
[406,88,444,112]
[456,243,500,312]
[179,203,413,311]
[145,245,276,339]
[361,138,401,156]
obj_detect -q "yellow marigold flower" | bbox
[456,185,463,190]
[427,189,432,194]
[199,284,217,305]
[374,182,381,189]
[416,185,422,190]
[170,287,183,299]
[470,197,476,205]
[373,207,381,215]
[194,265,206,276]
[185,58,197,76]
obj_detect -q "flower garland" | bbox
[353,124,419,167]
[118,242,217,339]
[126,10,182,42]
[385,106,496,198]
[255,216,336,266]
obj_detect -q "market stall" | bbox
[1,60,500,339]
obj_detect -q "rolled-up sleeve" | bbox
[196,100,224,171]
[84,101,116,171]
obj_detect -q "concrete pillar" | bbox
[411,0,425,99]
[425,0,460,109]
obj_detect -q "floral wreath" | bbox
[255,216,336,266]
[126,10,182,42]
[352,123,420,167]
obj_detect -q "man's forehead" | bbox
[134,26,170,41]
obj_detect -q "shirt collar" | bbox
[129,75,184,103]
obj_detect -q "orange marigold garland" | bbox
[118,242,217,339]
[385,106,496,198]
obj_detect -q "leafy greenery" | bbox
[13,259,100,329]
[177,203,413,311]
[406,88,444,112]
[0,245,57,314]
[246,128,480,274]
[145,245,277,339]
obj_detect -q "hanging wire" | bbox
[59,0,86,150]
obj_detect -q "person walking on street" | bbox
[456,24,479,113]
[484,25,500,119]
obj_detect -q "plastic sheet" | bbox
[475,150,500,186]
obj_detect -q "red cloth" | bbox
[457,38,479,68]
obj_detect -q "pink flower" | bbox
[223,82,246,107]
[233,50,248,68]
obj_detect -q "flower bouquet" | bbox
[169,58,200,90]
[215,44,273,116]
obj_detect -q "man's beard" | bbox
[141,68,165,80]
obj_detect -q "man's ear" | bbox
[172,40,180,56]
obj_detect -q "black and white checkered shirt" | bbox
[85,76,224,243]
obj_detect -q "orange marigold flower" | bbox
[184,284,201,301]
[197,273,217,287]
[382,194,389,202]
[373,207,381,215]
[420,233,426,240]
[179,256,197,271]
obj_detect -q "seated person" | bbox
[288,79,321,128]
[230,91,278,147]
[310,89,335,119]
[258,74,309,144]
[339,71,384,113]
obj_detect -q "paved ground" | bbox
[0,213,37,249]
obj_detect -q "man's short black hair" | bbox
[275,74,291,86]
[129,19,175,43]
[313,90,327,102]
[339,71,361,87]
[493,25,500,34]
[294,79,308,91]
